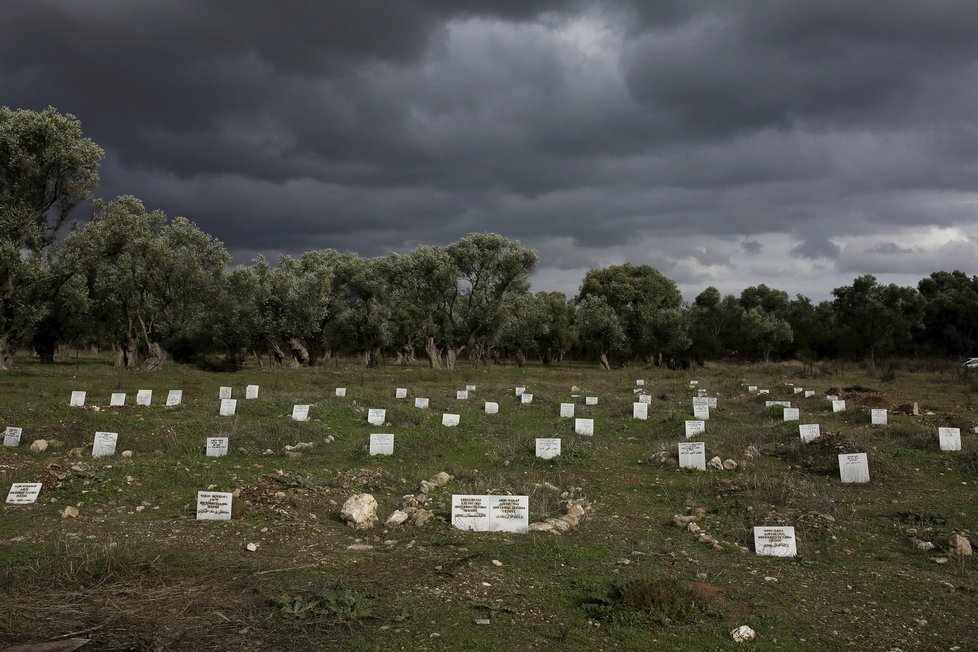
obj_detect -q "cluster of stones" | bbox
[906,526,975,561]
[338,471,453,530]
[673,508,730,551]
[527,487,589,534]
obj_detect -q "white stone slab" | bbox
[520,393,533,404]
[636,379,645,386]
[489,495,529,533]
[575,418,594,436]
[369,433,394,456]
[415,397,429,409]
[678,442,706,471]
[697,389,708,397]
[757,389,770,395]
[684,420,705,438]
[560,403,575,418]
[838,453,870,483]
[92,431,118,458]
[765,400,791,408]
[707,397,718,409]
[747,385,758,393]
[136,389,152,406]
[196,491,232,520]
[515,386,526,396]
[219,386,232,400]
[335,387,347,398]
[799,423,821,443]
[693,405,710,420]
[6,482,42,504]
[291,404,310,422]
[535,438,561,459]
[3,427,23,447]
[219,399,237,416]
[689,380,699,385]
[466,384,477,392]
[783,408,800,422]
[69,391,86,407]
[166,390,183,406]
[442,413,460,427]
[395,388,407,399]
[245,385,259,399]
[825,394,838,401]
[485,402,499,415]
[206,437,229,457]
[367,408,385,425]
[632,403,648,420]
[451,494,491,531]
[870,409,887,425]
[638,394,652,404]
[692,396,709,408]
[585,396,598,406]
[109,392,126,407]
[939,427,962,451]
[804,390,815,398]
[832,400,846,413]
[753,526,797,557]
[454,390,467,400]
[793,387,804,395]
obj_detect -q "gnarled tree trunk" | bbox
[287,337,309,366]
[143,341,165,371]
[0,334,13,370]
[425,335,441,369]
[599,352,610,370]
[514,348,527,368]
[443,346,465,370]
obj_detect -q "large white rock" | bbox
[340,494,378,530]
[385,510,410,528]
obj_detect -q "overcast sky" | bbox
[4,1,978,300]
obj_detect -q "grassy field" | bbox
[1,355,976,651]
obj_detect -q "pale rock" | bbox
[246,542,258,552]
[400,495,419,510]
[47,439,64,450]
[561,514,580,528]
[648,451,672,464]
[722,459,738,471]
[492,559,503,567]
[687,522,702,533]
[284,451,302,459]
[273,491,287,500]
[708,456,723,471]
[731,625,756,643]
[413,509,433,526]
[419,481,432,494]
[566,502,586,519]
[949,533,973,556]
[549,518,573,533]
[528,521,555,533]
[428,472,452,486]
[385,510,410,528]
[347,543,374,551]
[340,494,378,530]
[121,450,133,459]
[62,506,79,518]
[673,515,699,527]
[911,538,935,552]
[69,447,84,457]
[692,507,707,517]
[30,439,48,453]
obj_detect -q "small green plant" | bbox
[580,575,718,638]
[272,587,377,621]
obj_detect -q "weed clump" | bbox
[581,576,720,636]
[272,586,377,622]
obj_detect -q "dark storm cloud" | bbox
[3,0,978,297]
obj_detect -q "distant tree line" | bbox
[3,107,977,371]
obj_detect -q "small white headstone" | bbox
[757,389,770,395]
[692,396,709,408]
[92,431,118,458]
[456,390,469,400]
[684,420,705,438]
[520,393,533,404]
[678,442,706,471]
[4,427,23,447]
[560,403,575,418]
[515,386,526,396]
[832,400,846,413]
[291,404,310,422]
[638,394,652,405]
[415,397,429,409]
[585,396,598,406]
[218,386,232,400]
[632,403,648,420]
[484,401,499,415]
[451,495,528,533]
[196,491,233,520]
[335,387,347,398]
[693,405,710,420]
[166,390,182,406]
[206,437,229,457]
[369,433,394,456]
[689,380,699,386]
[367,408,385,425]
[753,526,797,557]
[109,392,126,407]
[707,397,718,409]
[804,390,815,398]
[697,389,708,397]
[765,400,791,408]
[442,413,460,427]
[395,388,407,399]
[451,494,490,531]
[245,385,259,400]
[535,438,561,459]
[793,387,804,395]
[6,482,42,504]
[870,409,887,425]
[826,394,838,401]
[838,453,870,483]
[466,384,477,392]
[938,427,962,451]
[747,385,758,393]
[219,399,237,417]
[69,391,86,407]
[783,408,800,422]
[799,424,821,443]
[575,418,594,436]
[136,389,152,406]
[636,379,645,386]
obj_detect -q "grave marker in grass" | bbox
[535,438,561,459]
[832,400,846,413]
[693,404,710,420]
[369,433,394,456]
[521,393,534,405]
[575,418,594,436]
[367,409,385,426]
[246,385,259,399]
[219,386,232,400]
[110,392,126,407]
[292,404,310,422]
[632,403,648,420]
[678,442,706,470]
[685,420,705,438]
[485,402,499,415]
[871,409,887,425]
[335,387,347,398]
[838,453,869,483]
[6,483,42,504]
[3,427,22,447]
[166,390,182,406]
[939,427,961,451]
[415,397,429,409]
[586,396,598,406]
[92,431,118,458]
[442,413,460,427]
[451,495,528,533]
[136,389,152,406]
[196,491,232,520]
[799,424,821,443]
[395,388,407,399]
[206,437,229,457]
[69,391,86,407]
[219,399,237,417]
[753,526,797,557]
[560,403,575,418]
[783,408,800,422]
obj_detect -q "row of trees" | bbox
[3,106,977,371]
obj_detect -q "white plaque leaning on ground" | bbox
[804,390,815,398]
[747,385,758,393]
[166,390,182,406]
[291,404,310,422]
[638,394,652,404]
[754,526,797,557]
[367,408,385,426]
[678,442,706,471]
[136,389,152,406]
[783,408,800,422]
[466,384,477,392]
[485,402,499,415]
[938,427,961,451]
[799,424,821,443]
[196,491,232,520]
[685,420,705,438]
[415,397,429,409]
[451,495,529,533]
[636,379,644,386]
[832,400,846,413]
[456,390,469,400]
[520,393,533,404]
[219,399,237,417]
[245,385,259,399]
[794,387,804,395]
[632,403,648,420]
[70,391,86,407]
[110,392,126,407]
[335,387,347,398]
[4,427,22,447]
[560,403,575,418]
[6,483,42,504]
[585,396,598,406]
[206,437,229,457]
[219,386,232,400]
[369,433,394,456]
[92,431,118,458]
[535,438,561,459]
[575,418,594,436]
[838,453,870,483]
[693,405,710,420]
[870,409,887,425]
[395,388,407,399]
[442,413,460,427]
[515,386,526,396]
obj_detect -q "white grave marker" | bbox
[638,394,652,404]
[520,393,534,404]
[466,384,477,392]
[166,390,183,406]
[206,437,229,457]
[4,427,23,447]
[758,389,770,395]
[515,386,526,396]
[219,399,237,416]
[335,387,347,398]
[753,526,797,557]
[291,404,310,422]
[799,424,821,443]
[136,389,152,406]
[92,431,118,458]
[369,433,394,456]
[535,438,561,459]
[560,403,575,418]
[442,413,460,427]
[870,409,887,425]
[219,386,232,400]
[5,483,42,504]
[415,397,429,409]
[707,397,718,409]
[838,453,870,483]
[632,403,648,420]
[575,418,594,436]
[456,390,469,400]
[245,385,259,399]
[451,495,490,531]
[693,397,709,408]
[678,442,706,471]
[804,390,815,398]
[832,400,846,413]
[938,427,962,451]
[636,379,645,386]
[826,394,838,401]
[69,391,86,407]
[689,380,699,386]
[109,392,126,407]
[484,402,499,415]
[585,396,598,406]
[196,491,232,520]
[693,405,710,420]
[766,400,791,408]
[451,495,529,533]
[793,387,804,395]
[395,388,407,399]
[684,420,705,438]
[367,408,386,426]
[748,385,758,393]
[783,407,800,422]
